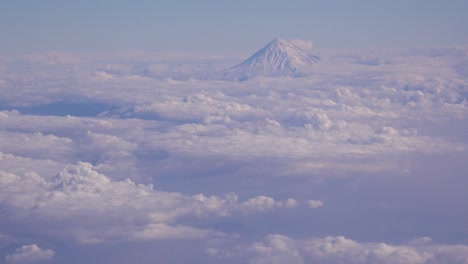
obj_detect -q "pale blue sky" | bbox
[1,0,467,54]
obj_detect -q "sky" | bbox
[1,0,468,54]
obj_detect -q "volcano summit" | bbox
[219,38,320,81]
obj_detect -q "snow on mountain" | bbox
[216,38,320,81]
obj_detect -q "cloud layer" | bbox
[208,235,468,264]
[0,46,467,262]
[0,162,306,244]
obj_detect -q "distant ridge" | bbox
[217,38,320,81]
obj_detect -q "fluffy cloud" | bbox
[209,235,468,264]
[0,47,467,263]
[6,244,55,264]
[0,162,303,244]
[306,200,324,208]
[241,196,298,212]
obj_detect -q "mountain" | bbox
[217,38,320,81]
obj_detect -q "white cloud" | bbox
[306,200,324,208]
[210,235,468,264]
[6,244,55,264]
[241,196,298,212]
[131,223,219,241]
[0,162,302,244]
[0,47,467,263]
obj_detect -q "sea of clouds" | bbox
[0,46,467,263]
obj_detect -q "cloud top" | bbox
[6,244,55,264]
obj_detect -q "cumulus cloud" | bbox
[288,108,333,130]
[241,196,299,212]
[209,235,468,264]
[0,162,303,244]
[6,244,55,264]
[306,200,324,208]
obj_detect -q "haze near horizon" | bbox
[1,0,468,55]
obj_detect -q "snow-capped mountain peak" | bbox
[218,38,320,81]
[240,38,319,71]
